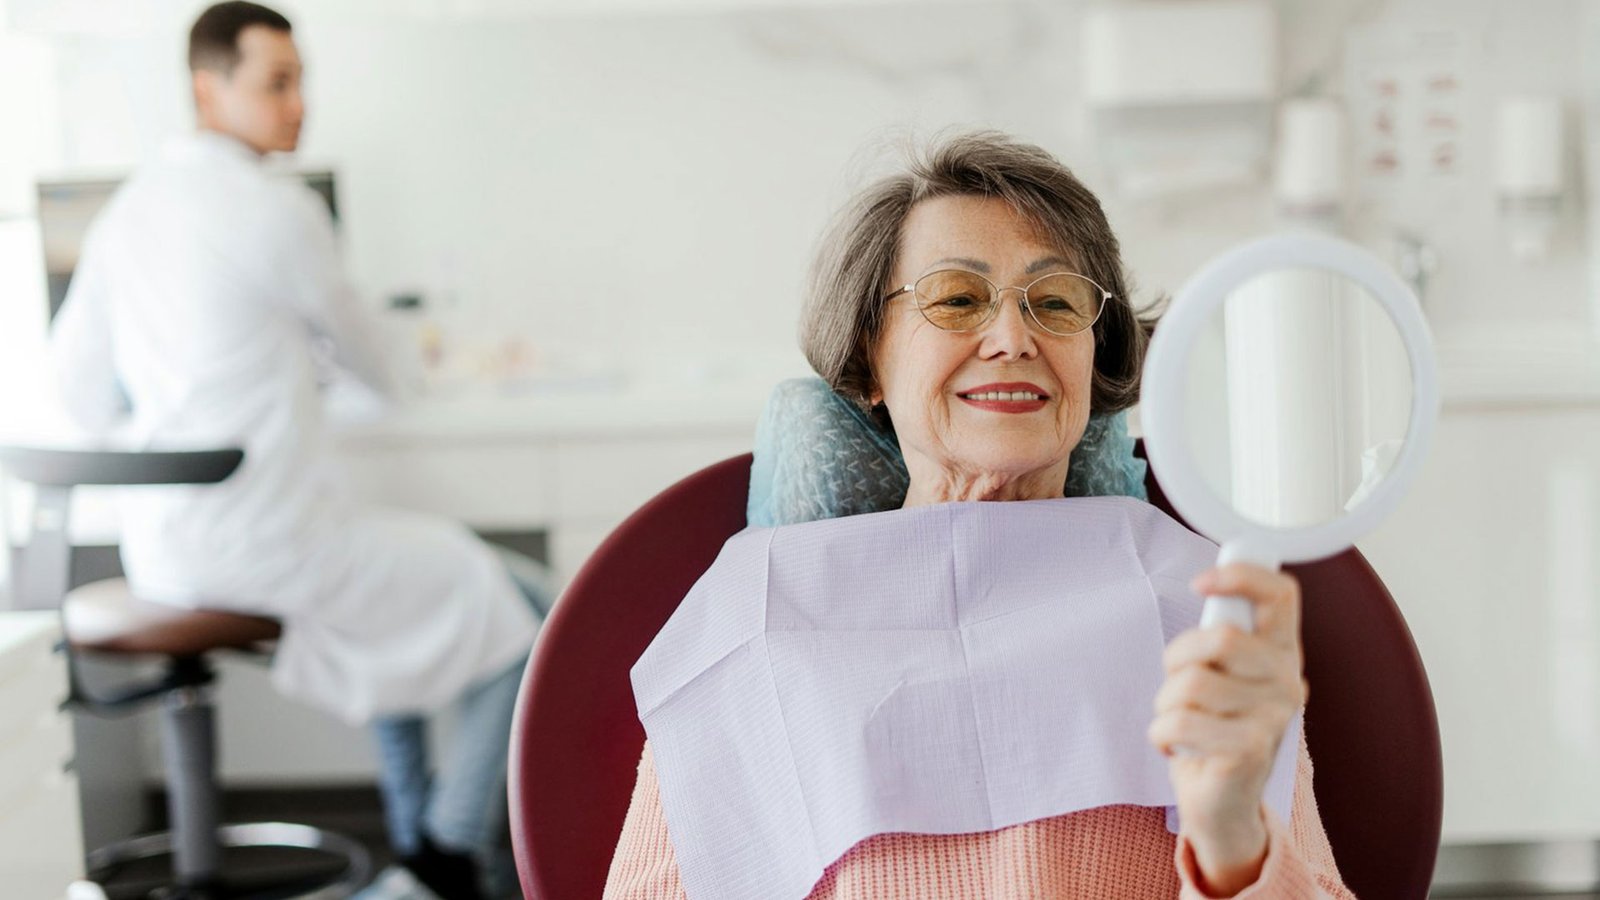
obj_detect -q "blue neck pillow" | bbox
[748,377,1148,527]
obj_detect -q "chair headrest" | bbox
[748,378,1147,527]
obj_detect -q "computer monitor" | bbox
[36,170,339,321]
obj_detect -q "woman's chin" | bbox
[950,452,1068,486]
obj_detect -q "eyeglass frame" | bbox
[883,268,1114,337]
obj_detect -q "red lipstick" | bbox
[955,382,1050,414]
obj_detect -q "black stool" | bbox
[2,446,370,899]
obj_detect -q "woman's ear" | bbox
[862,352,884,408]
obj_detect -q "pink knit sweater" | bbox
[603,733,1354,899]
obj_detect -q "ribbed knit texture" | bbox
[603,732,1354,899]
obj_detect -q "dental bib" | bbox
[632,497,1300,900]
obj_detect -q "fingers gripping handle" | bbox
[1174,541,1282,758]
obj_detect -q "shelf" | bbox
[1435,324,1600,408]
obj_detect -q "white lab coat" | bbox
[50,131,539,725]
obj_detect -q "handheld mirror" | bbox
[1140,233,1440,632]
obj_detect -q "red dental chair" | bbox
[509,450,1443,899]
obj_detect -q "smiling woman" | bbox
[870,194,1103,505]
[801,132,1152,426]
[797,133,1154,507]
[604,132,1354,900]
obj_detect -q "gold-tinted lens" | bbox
[1025,273,1103,335]
[913,270,996,331]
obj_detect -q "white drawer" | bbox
[553,435,748,521]
[335,442,556,529]
[0,614,63,685]
[0,628,69,750]
[0,764,85,888]
[0,708,72,812]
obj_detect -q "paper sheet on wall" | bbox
[633,496,1301,900]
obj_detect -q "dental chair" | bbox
[0,446,370,899]
[508,450,1444,900]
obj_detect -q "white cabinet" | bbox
[546,433,753,578]
[1360,406,1600,842]
[336,441,558,532]
[336,431,752,587]
[0,612,83,895]
[331,391,762,587]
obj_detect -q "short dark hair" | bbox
[801,130,1159,420]
[188,1,292,75]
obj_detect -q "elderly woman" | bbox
[605,133,1353,899]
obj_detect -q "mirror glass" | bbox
[1182,266,1415,530]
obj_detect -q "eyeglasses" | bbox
[884,269,1111,337]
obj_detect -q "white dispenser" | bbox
[1081,0,1278,197]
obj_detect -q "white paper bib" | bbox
[632,496,1300,900]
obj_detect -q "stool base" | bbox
[87,821,372,899]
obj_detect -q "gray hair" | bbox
[800,130,1157,422]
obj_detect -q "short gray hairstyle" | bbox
[800,130,1157,423]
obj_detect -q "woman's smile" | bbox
[955,381,1050,413]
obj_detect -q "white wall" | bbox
[6,0,1593,383]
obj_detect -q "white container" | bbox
[1081,0,1278,197]
[1083,0,1276,106]
[1495,96,1565,262]
[1496,95,1565,197]
[1275,98,1346,214]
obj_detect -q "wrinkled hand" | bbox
[1146,564,1307,895]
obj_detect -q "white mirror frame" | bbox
[1141,233,1440,565]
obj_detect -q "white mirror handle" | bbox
[1198,540,1282,633]
[1175,541,1282,757]
[1199,595,1255,632]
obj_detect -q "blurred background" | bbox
[0,0,1597,896]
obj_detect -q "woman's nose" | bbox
[978,291,1038,359]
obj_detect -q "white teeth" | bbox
[962,391,1042,401]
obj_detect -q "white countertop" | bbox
[332,379,776,444]
[325,349,814,444]
[337,328,1600,445]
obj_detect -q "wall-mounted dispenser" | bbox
[1495,95,1566,263]
[1274,97,1346,227]
[1081,0,1277,198]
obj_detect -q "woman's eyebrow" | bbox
[929,257,991,273]
[1025,255,1077,274]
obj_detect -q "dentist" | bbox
[49,4,542,898]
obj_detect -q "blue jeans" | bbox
[369,548,554,869]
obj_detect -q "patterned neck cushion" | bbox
[748,377,1148,527]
